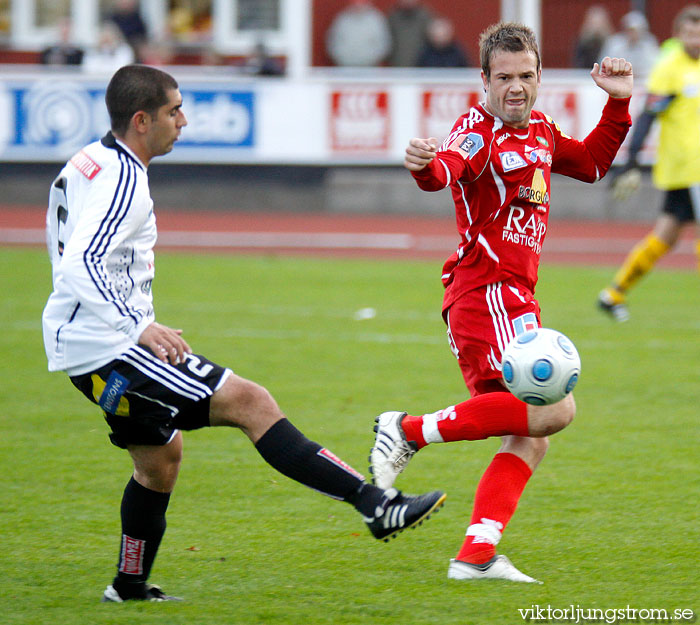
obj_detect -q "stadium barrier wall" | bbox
[0,67,655,166]
[0,67,660,220]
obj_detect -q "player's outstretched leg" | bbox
[252,417,445,541]
[209,375,446,541]
[369,396,531,489]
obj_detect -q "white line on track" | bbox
[1,228,694,255]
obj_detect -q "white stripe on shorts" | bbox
[486,282,514,355]
[120,347,213,401]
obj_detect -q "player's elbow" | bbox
[413,177,447,192]
[572,166,603,184]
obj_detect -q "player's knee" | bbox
[162,439,184,467]
[235,380,279,419]
[130,433,183,492]
[210,375,282,429]
[500,435,549,469]
[528,394,576,436]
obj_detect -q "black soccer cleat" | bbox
[365,488,446,542]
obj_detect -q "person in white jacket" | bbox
[325,0,391,66]
[42,64,445,603]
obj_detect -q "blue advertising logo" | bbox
[12,81,106,150]
[178,90,254,147]
[0,79,255,159]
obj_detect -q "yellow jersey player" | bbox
[599,5,700,321]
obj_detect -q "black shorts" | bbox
[70,345,232,449]
[661,187,700,223]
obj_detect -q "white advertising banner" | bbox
[0,69,652,165]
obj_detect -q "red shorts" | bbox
[444,280,541,397]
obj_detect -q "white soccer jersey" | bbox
[42,133,157,375]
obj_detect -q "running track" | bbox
[0,205,695,269]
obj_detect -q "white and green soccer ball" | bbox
[501,328,581,406]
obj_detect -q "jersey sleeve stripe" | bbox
[83,154,140,323]
[456,180,474,229]
[93,153,139,262]
[437,158,452,186]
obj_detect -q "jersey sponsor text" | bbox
[69,150,102,180]
[503,205,546,254]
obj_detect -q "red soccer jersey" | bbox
[411,97,631,311]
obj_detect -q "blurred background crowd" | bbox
[0,0,686,77]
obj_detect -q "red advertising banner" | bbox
[330,89,390,153]
[420,88,481,142]
[420,87,580,141]
[534,88,579,136]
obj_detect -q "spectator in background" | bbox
[40,17,84,66]
[135,39,174,66]
[387,0,432,67]
[602,11,659,76]
[417,16,469,68]
[572,4,613,68]
[82,21,135,74]
[244,42,285,76]
[168,1,212,44]
[107,0,148,60]
[326,0,391,67]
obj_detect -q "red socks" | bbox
[397,395,533,565]
[400,393,529,449]
[456,452,533,564]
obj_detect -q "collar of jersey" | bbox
[101,132,146,171]
[477,102,535,137]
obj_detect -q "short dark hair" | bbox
[105,64,179,136]
[673,4,700,33]
[479,22,541,79]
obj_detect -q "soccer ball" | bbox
[501,328,581,406]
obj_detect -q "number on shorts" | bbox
[185,354,214,378]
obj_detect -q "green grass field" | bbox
[1,247,697,625]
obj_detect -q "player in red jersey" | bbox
[370,22,633,583]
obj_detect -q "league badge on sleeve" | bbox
[457,132,484,160]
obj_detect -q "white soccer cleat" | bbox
[369,411,417,490]
[447,555,543,584]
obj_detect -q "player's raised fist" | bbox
[404,137,439,171]
[591,56,633,99]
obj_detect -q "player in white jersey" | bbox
[42,65,445,603]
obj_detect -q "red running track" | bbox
[0,205,695,269]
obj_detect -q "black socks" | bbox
[254,418,387,517]
[113,477,170,598]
